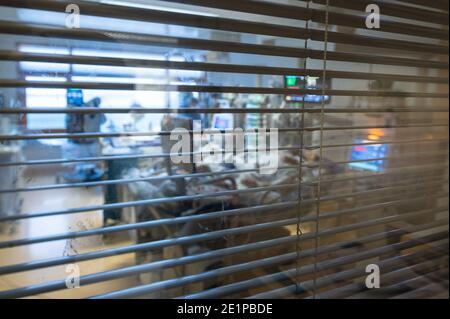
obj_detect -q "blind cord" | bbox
[296,0,312,296]
[313,0,331,299]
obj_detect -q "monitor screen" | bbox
[212,114,234,130]
[349,139,388,172]
[67,88,84,107]
[284,75,330,103]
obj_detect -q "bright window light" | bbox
[26,89,67,130]
[72,64,167,77]
[99,0,219,17]
[19,45,69,55]
[71,76,165,84]
[19,45,71,73]
[25,89,67,108]
[20,62,71,73]
[25,76,67,82]
[72,48,165,60]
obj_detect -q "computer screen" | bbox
[349,139,389,172]
[67,88,84,107]
[284,75,330,103]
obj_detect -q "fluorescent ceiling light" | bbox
[25,76,67,82]
[72,76,164,84]
[19,44,69,55]
[99,0,218,17]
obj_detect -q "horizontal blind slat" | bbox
[1,22,448,69]
[159,0,449,39]
[0,138,447,167]
[1,0,448,54]
[2,51,448,83]
[313,263,449,299]
[2,80,447,97]
[92,231,450,299]
[394,0,449,12]
[3,218,445,299]
[312,0,449,25]
[1,174,446,221]
[1,123,447,141]
[248,236,449,299]
[0,157,446,194]
[0,107,449,114]
[184,247,450,299]
[0,181,446,248]
[0,203,446,277]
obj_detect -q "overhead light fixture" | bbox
[100,0,219,17]
[367,134,381,141]
[25,76,67,82]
